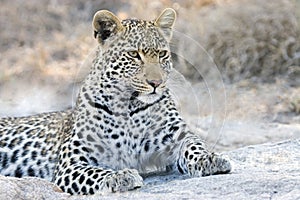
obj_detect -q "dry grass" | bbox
[173,0,300,83]
[0,0,299,120]
[1,0,298,82]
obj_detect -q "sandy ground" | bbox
[1,139,299,200]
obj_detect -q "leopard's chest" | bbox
[75,105,173,171]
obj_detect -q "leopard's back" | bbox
[0,110,73,181]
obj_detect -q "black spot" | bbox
[72,183,79,193]
[66,168,72,174]
[57,177,62,185]
[39,169,45,178]
[86,125,92,131]
[116,142,121,148]
[72,171,80,180]
[191,146,196,151]
[113,66,119,70]
[144,140,150,152]
[11,149,19,163]
[111,71,118,76]
[189,155,194,160]
[23,158,28,166]
[79,156,88,163]
[87,170,93,176]
[107,128,112,133]
[64,176,70,186]
[37,160,41,166]
[23,141,32,148]
[184,151,189,159]
[101,171,109,176]
[86,178,94,186]
[195,142,204,146]
[81,186,87,194]
[170,117,176,121]
[60,186,65,192]
[27,167,35,176]
[73,141,80,146]
[93,174,99,179]
[21,150,29,157]
[67,188,73,194]
[87,187,94,194]
[79,175,85,184]
[111,134,119,139]
[15,166,23,177]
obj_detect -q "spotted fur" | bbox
[0,8,231,195]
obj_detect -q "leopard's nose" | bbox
[146,79,163,88]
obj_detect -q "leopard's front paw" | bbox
[187,153,232,177]
[104,169,143,192]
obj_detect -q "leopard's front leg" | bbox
[53,139,143,195]
[53,163,143,195]
[176,135,231,177]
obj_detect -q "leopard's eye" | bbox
[159,50,168,59]
[127,51,141,60]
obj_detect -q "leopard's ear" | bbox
[93,10,123,45]
[155,8,176,41]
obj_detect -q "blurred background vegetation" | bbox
[0,0,299,123]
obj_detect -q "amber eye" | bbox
[127,51,141,60]
[159,50,168,59]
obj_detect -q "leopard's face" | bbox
[93,10,176,103]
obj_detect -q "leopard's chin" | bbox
[130,86,165,104]
[136,93,162,104]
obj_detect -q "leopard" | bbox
[0,8,231,195]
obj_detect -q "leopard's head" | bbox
[93,8,176,103]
